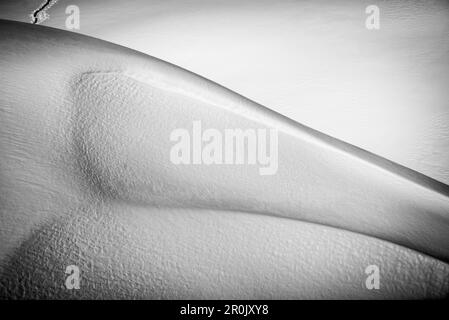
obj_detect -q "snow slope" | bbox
[0,20,448,298]
[2,0,449,185]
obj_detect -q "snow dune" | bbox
[0,20,448,298]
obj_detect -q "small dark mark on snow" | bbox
[30,0,58,24]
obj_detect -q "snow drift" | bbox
[0,20,448,298]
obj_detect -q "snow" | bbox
[0,1,448,299]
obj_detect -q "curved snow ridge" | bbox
[0,20,448,263]
[71,68,449,263]
[121,69,449,200]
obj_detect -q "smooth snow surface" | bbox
[1,20,449,298]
